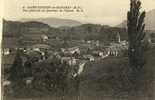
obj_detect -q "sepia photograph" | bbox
[1,0,155,100]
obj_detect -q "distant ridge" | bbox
[116,9,155,30]
[20,17,82,28]
[3,20,128,42]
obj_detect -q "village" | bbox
[2,33,128,65]
[2,32,129,87]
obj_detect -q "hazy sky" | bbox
[3,0,155,26]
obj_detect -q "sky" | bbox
[2,0,155,26]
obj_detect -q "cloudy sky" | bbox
[2,0,155,26]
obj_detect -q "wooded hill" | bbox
[3,20,128,42]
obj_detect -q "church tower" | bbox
[116,32,121,43]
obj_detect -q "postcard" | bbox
[1,0,155,100]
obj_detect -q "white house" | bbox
[61,47,80,55]
[2,80,11,87]
[3,48,10,55]
[41,34,48,42]
[83,55,95,62]
[24,77,34,85]
[33,48,40,52]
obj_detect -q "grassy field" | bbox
[79,48,155,100]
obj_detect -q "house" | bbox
[83,55,95,62]
[61,48,65,53]
[87,41,91,44]
[33,48,40,52]
[68,47,80,54]
[60,57,77,66]
[91,40,100,47]
[41,34,49,42]
[108,47,119,56]
[108,40,128,57]
[120,40,128,46]
[61,47,80,55]
[2,48,10,55]
[2,80,11,87]
[31,44,50,50]
[92,51,104,57]
[24,77,34,85]
[100,49,110,58]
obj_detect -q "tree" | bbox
[9,49,24,81]
[127,0,146,71]
[24,59,32,77]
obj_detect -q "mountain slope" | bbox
[3,20,128,43]
[20,18,82,28]
[117,9,155,30]
[2,20,52,37]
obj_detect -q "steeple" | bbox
[116,32,121,43]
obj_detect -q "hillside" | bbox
[4,48,155,100]
[20,18,82,28]
[79,47,155,100]
[117,9,155,30]
[3,20,128,42]
[3,20,23,37]
[2,20,52,37]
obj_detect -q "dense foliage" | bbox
[127,0,146,70]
